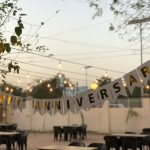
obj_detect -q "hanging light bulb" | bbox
[26,72,30,78]
[39,79,43,83]
[47,84,50,88]
[18,78,21,83]
[50,88,53,92]
[104,70,108,77]
[5,87,9,91]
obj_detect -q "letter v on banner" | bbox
[123,69,143,94]
[137,60,150,85]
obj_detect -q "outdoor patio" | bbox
[0,131,105,150]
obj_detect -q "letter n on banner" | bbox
[123,70,143,94]
[63,97,75,115]
[137,60,150,85]
[53,99,63,116]
[43,100,53,116]
[109,78,127,100]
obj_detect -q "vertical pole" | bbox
[85,69,88,89]
[140,22,143,65]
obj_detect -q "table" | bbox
[0,131,20,150]
[38,145,97,150]
[106,133,149,150]
[108,133,149,138]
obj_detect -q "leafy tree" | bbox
[97,75,111,87]
[0,0,26,80]
[28,78,63,99]
[0,82,23,96]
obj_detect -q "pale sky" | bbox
[1,0,149,89]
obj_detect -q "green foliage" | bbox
[0,82,24,97]
[29,78,63,99]
[126,108,138,123]
[0,0,26,77]
[97,76,111,87]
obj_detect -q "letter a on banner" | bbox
[137,60,150,85]
[110,78,128,100]
[33,99,43,115]
[123,69,143,94]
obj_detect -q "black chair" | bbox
[0,136,9,150]
[68,141,85,147]
[88,143,106,150]
[104,136,120,150]
[77,124,87,140]
[63,126,74,141]
[121,137,142,150]
[17,131,29,150]
[142,128,150,134]
[140,132,150,150]
[7,123,18,131]
[53,126,63,141]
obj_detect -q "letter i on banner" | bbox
[137,60,150,85]
[63,97,75,115]
[73,92,89,113]
[109,78,128,100]
[124,69,144,94]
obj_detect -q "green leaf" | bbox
[15,26,22,36]
[10,36,17,45]
[4,43,11,53]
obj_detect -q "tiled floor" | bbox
[0,132,105,150]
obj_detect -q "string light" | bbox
[104,70,108,77]
[47,84,50,88]
[146,85,150,89]
[90,82,98,90]
[39,79,43,83]
[17,78,21,83]
[5,87,9,91]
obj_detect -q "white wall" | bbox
[10,98,150,133]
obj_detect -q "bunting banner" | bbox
[137,60,150,85]
[109,78,128,100]
[63,96,75,115]
[0,60,149,116]
[53,98,63,116]
[43,99,53,116]
[33,99,43,115]
[123,69,143,94]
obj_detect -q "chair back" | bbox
[121,137,139,150]
[17,131,29,150]
[68,141,85,147]
[53,126,63,141]
[104,136,120,150]
[142,128,150,134]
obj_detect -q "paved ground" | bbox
[0,132,105,150]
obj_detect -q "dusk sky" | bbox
[1,0,149,89]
